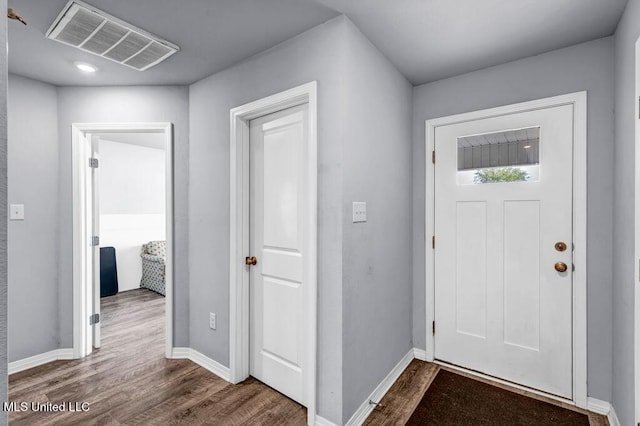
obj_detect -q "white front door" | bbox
[249,104,309,406]
[434,103,574,398]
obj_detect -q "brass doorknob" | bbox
[554,262,568,273]
[245,256,258,266]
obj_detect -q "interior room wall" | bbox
[612,0,639,423]
[412,37,615,402]
[341,21,413,423]
[189,15,414,423]
[0,0,9,418]
[189,16,347,423]
[56,86,189,347]
[99,139,166,292]
[7,74,59,362]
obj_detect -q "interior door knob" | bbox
[245,256,258,266]
[554,262,568,273]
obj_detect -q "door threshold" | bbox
[434,360,576,408]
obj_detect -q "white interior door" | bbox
[434,104,574,398]
[90,135,101,349]
[249,104,309,406]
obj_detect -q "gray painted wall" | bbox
[341,22,413,423]
[7,75,59,362]
[612,0,639,424]
[55,86,190,347]
[189,16,348,423]
[189,16,413,423]
[0,0,8,421]
[412,37,615,401]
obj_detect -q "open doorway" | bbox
[72,123,173,359]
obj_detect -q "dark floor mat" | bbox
[406,369,589,426]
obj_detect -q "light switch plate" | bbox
[10,204,24,221]
[209,312,216,330]
[352,202,366,223]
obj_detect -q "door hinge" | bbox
[89,157,99,168]
[91,236,100,246]
[89,313,100,325]
[432,150,435,164]
[432,321,436,335]
[432,236,435,249]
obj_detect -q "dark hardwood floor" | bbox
[9,290,610,425]
[9,289,306,425]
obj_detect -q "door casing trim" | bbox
[634,36,640,425]
[71,122,174,359]
[229,82,317,426]
[424,91,587,408]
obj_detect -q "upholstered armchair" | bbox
[140,241,166,296]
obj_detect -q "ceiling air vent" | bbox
[46,0,179,71]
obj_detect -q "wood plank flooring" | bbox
[8,289,306,425]
[9,290,610,425]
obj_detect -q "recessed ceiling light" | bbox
[523,145,531,149]
[74,62,97,73]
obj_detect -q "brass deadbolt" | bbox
[245,256,258,266]
[554,262,568,273]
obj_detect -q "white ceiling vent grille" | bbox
[46,1,179,71]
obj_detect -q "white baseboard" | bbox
[171,347,231,382]
[413,348,427,361]
[587,397,611,415]
[315,415,340,426]
[345,348,415,426]
[608,405,620,426]
[8,348,75,375]
[586,397,620,426]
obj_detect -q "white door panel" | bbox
[435,104,573,398]
[249,105,308,406]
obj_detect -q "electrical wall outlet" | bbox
[352,202,366,223]
[209,313,216,330]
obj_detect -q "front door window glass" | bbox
[457,126,540,185]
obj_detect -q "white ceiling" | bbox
[316,0,629,84]
[7,0,339,86]
[7,0,629,87]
